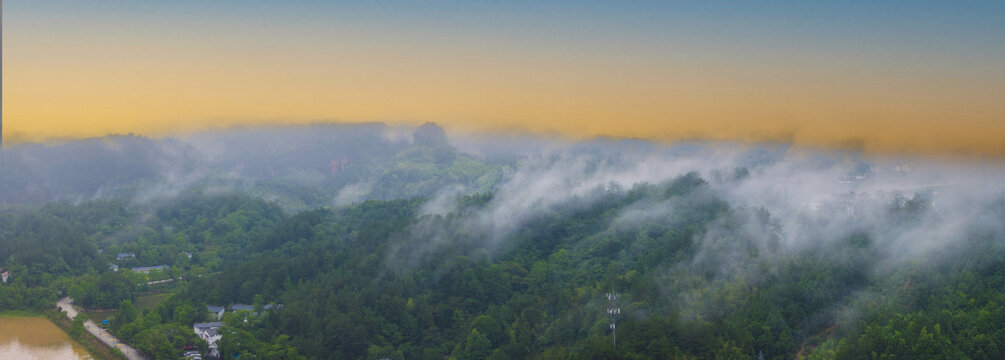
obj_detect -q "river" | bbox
[0,316,93,360]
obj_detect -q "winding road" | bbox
[57,297,148,360]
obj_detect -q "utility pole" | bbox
[606,287,621,349]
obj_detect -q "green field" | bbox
[0,309,43,318]
[85,309,117,324]
[85,292,173,325]
[135,292,173,311]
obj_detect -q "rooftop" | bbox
[229,304,255,312]
[130,265,169,272]
[194,322,223,330]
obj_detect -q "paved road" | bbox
[57,297,148,360]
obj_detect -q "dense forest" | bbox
[1,123,1003,359]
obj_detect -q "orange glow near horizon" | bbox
[3,2,1004,156]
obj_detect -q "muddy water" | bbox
[0,317,93,360]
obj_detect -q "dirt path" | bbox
[57,297,148,360]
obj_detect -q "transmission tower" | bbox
[606,288,621,349]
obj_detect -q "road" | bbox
[57,297,148,360]
[146,278,174,285]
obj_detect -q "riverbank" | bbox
[45,308,127,360]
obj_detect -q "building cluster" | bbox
[193,303,281,359]
[105,250,171,275]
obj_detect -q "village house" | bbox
[228,304,255,312]
[116,252,136,261]
[207,305,225,320]
[1,269,9,283]
[183,349,202,360]
[193,322,223,359]
[228,303,278,314]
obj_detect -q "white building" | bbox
[193,322,223,358]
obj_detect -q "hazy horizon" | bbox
[4,1,1005,156]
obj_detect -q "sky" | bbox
[3,1,1005,155]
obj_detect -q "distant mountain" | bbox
[0,123,503,210]
[0,134,199,203]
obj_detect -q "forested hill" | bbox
[0,124,1003,359]
[0,122,503,209]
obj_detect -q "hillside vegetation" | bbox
[1,123,1002,359]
